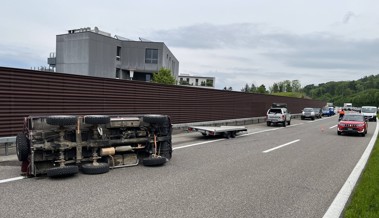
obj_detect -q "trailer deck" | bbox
[188,126,247,138]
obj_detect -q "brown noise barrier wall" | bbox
[0,67,326,137]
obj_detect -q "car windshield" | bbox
[304,108,313,112]
[322,107,329,111]
[342,115,365,122]
[313,108,320,111]
[361,108,377,113]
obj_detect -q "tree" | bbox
[250,83,257,93]
[272,83,279,93]
[291,80,301,92]
[257,84,267,93]
[241,83,250,92]
[152,68,176,85]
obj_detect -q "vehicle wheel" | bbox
[84,115,110,125]
[143,115,169,125]
[16,133,30,161]
[223,132,232,139]
[283,121,286,127]
[46,165,79,178]
[159,141,172,160]
[311,117,315,120]
[301,117,304,120]
[230,131,237,138]
[287,120,291,125]
[142,156,167,166]
[337,131,341,135]
[46,115,77,126]
[81,162,110,174]
[267,121,271,126]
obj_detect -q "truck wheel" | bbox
[81,162,110,174]
[46,115,77,126]
[46,165,79,178]
[16,133,30,161]
[159,141,172,160]
[84,115,110,125]
[142,156,167,166]
[267,121,271,126]
[143,115,169,125]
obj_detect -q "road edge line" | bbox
[323,121,379,218]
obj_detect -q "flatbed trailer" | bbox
[188,126,247,138]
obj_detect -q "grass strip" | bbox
[344,121,379,217]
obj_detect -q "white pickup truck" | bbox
[266,104,291,127]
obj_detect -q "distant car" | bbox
[313,108,322,118]
[322,107,335,116]
[301,108,315,120]
[360,106,377,122]
[337,114,368,137]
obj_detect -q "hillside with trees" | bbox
[302,74,379,107]
[239,75,379,107]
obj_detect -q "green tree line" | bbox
[303,74,379,107]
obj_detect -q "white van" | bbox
[361,106,378,122]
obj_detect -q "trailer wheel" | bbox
[46,115,77,126]
[81,162,110,174]
[16,133,30,161]
[84,115,110,125]
[142,156,167,166]
[230,131,237,138]
[159,141,172,160]
[143,115,169,125]
[47,165,79,178]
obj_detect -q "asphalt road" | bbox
[0,116,377,218]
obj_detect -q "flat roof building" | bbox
[178,74,215,88]
[48,27,179,82]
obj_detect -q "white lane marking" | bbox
[0,176,25,184]
[262,139,301,153]
[323,121,379,218]
[173,138,225,150]
[329,125,337,129]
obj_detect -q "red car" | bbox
[337,114,368,136]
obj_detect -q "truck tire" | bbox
[143,115,169,125]
[16,133,30,161]
[81,162,110,174]
[47,165,79,178]
[142,156,167,166]
[84,115,110,125]
[46,115,77,126]
[159,141,172,160]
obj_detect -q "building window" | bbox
[116,46,121,60]
[145,49,158,64]
[115,68,120,79]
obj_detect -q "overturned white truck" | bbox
[16,114,172,178]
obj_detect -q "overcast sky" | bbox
[1,0,378,90]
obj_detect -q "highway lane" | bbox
[0,117,377,218]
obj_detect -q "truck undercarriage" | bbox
[16,114,172,178]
